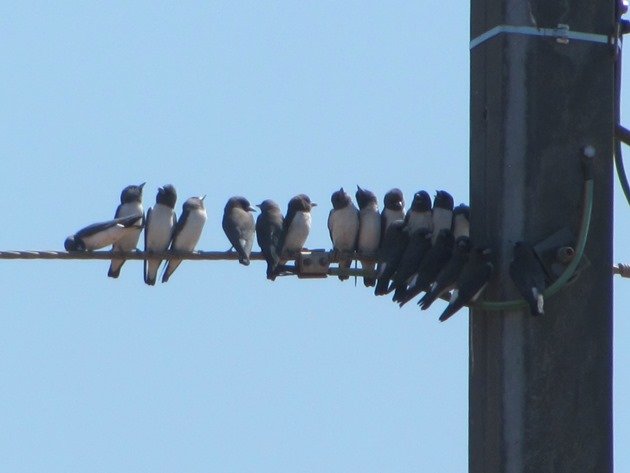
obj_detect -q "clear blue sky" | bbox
[2,2,629,472]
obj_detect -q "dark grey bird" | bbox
[355,186,381,287]
[381,188,406,239]
[65,214,144,252]
[405,191,432,233]
[452,204,470,239]
[328,188,359,281]
[278,194,317,263]
[374,220,409,296]
[509,241,546,316]
[439,247,493,322]
[431,190,454,244]
[389,228,433,301]
[396,229,455,306]
[108,182,145,278]
[256,199,284,280]
[162,196,207,283]
[144,184,178,286]
[418,236,472,311]
[223,196,256,266]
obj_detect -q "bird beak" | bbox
[139,182,146,189]
[256,204,262,209]
[311,202,318,207]
[339,187,344,193]
[200,195,206,201]
[357,185,362,191]
[248,206,257,212]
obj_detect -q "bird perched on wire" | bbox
[162,196,207,283]
[405,191,432,233]
[108,182,145,278]
[277,194,317,269]
[431,190,454,244]
[389,228,433,301]
[144,184,178,286]
[418,235,472,311]
[509,241,547,316]
[355,186,381,287]
[223,196,256,266]
[396,228,455,306]
[452,204,470,239]
[256,199,284,280]
[65,214,144,252]
[381,188,406,238]
[439,247,493,322]
[328,188,359,281]
[374,220,409,296]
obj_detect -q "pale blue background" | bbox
[1,2,628,472]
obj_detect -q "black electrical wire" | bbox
[614,29,630,207]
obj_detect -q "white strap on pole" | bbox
[470,24,612,50]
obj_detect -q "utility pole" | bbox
[469,1,615,472]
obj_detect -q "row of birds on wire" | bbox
[64,183,547,322]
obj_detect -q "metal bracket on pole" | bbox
[470,24,613,50]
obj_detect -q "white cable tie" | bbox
[470,24,612,50]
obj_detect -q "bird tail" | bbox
[144,258,162,285]
[337,258,352,281]
[374,277,391,296]
[108,258,125,278]
[418,289,439,311]
[161,258,182,283]
[265,256,279,281]
[438,305,457,322]
[397,284,425,307]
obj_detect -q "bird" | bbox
[277,194,317,268]
[161,196,207,283]
[144,184,178,286]
[439,247,493,322]
[355,186,381,287]
[374,220,410,296]
[65,214,144,252]
[223,196,256,266]
[405,191,432,233]
[418,235,472,310]
[452,204,470,239]
[431,190,454,244]
[256,200,284,280]
[389,228,433,301]
[381,188,406,239]
[328,187,360,280]
[396,228,455,306]
[509,241,547,316]
[108,182,145,278]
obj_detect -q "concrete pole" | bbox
[469,1,615,472]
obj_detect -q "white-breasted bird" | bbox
[144,185,177,286]
[355,186,381,287]
[161,196,207,283]
[328,187,360,281]
[108,182,145,278]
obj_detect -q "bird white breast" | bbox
[83,224,136,250]
[358,207,381,252]
[283,211,311,252]
[114,202,143,250]
[432,208,453,242]
[329,205,359,251]
[173,208,207,251]
[453,214,470,239]
[146,204,177,251]
[382,208,405,230]
[406,211,433,233]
